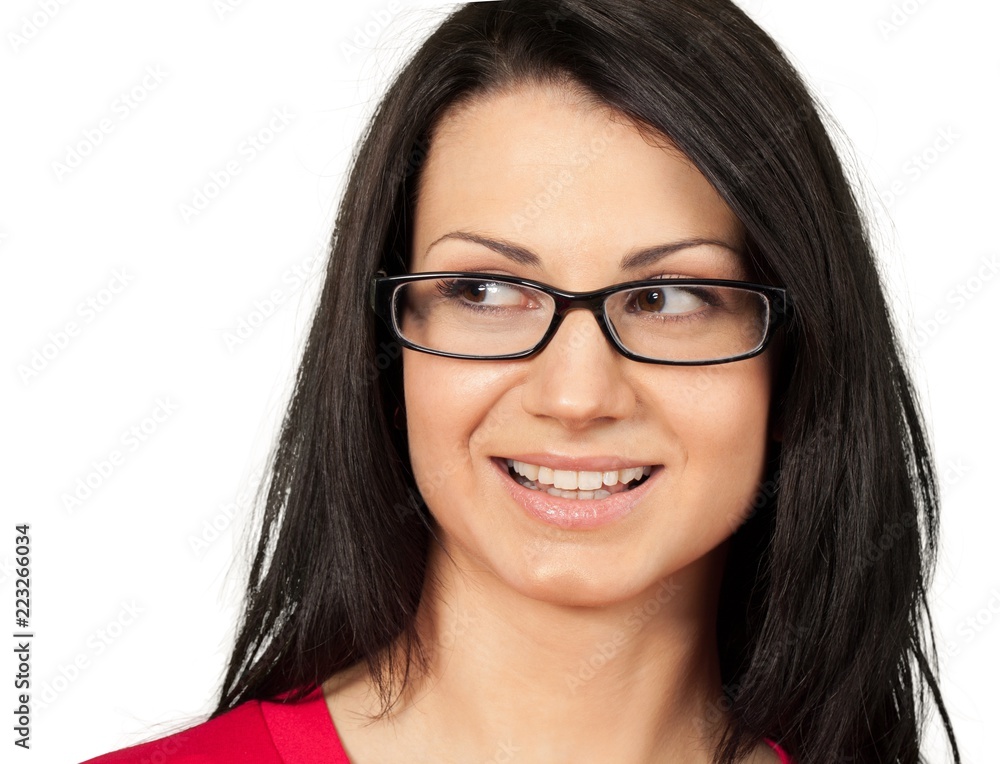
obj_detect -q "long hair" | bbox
[212,2,960,761]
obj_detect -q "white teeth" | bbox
[509,459,654,490]
[513,459,539,481]
[553,469,577,490]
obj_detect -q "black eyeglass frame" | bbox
[370,270,791,366]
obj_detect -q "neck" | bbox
[341,538,736,764]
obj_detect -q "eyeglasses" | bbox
[370,271,790,366]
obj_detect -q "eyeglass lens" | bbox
[393,277,769,362]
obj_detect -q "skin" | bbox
[324,81,780,764]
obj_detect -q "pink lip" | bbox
[491,457,662,531]
[501,453,658,472]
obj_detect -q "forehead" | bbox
[410,81,744,279]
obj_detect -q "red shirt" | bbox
[82,686,792,763]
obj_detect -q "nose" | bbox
[519,308,636,427]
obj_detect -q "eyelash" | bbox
[434,279,525,311]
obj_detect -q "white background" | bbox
[2,1,997,762]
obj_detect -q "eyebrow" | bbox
[425,231,741,270]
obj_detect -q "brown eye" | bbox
[460,283,488,303]
[636,289,665,312]
[630,286,707,315]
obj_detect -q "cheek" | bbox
[403,352,511,503]
[660,362,773,525]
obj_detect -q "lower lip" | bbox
[492,457,662,531]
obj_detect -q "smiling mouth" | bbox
[505,459,655,499]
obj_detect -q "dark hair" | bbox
[213,1,960,761]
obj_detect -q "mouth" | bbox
[501,457,655,501]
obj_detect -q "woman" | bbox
[85,0,961,762]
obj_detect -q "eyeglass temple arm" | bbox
[771,290,792,326]
[371,269,388,311]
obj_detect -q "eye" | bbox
[630,285,709,315]
[436,279,535,308]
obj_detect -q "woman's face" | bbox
[403,82,775,606]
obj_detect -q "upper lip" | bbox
[497,454,660,472]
